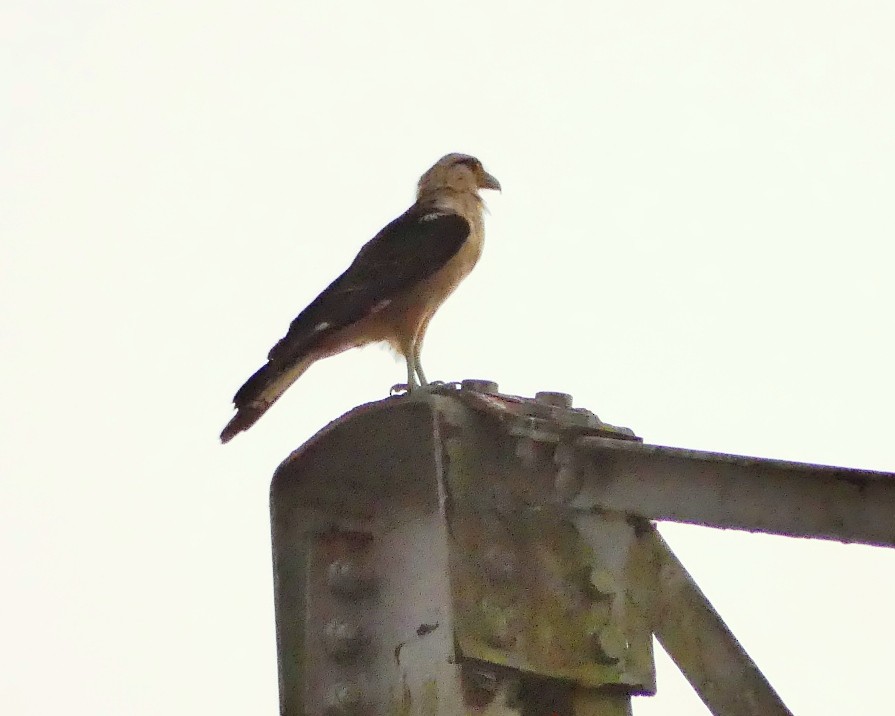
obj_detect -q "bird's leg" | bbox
[404,347,422,392]
[405,332,447,394]
[412,339,429,387]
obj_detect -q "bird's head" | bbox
[417,153,501,198]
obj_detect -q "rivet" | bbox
[323,619,366,660]
[326,681,366,715]
[535,391,573,408]
[461,378,499,393]
[326,559,375,598]
[479,599,515,649]
[591,624,629,665]
[589,568,618,598]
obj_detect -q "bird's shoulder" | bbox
[355,200,471,261]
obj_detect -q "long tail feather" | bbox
[220,356,314,443]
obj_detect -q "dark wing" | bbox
[267,204,470,367]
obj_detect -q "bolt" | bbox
[326,559,375,598]
[323,619,366,660]
[479,599,515,649]
[591,624,628,665]
[535,391,573,408]
[461,378,499,393]
[325,681,366,715]
[589,568,618,598]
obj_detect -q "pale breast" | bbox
[422,213,484,311]
[381,213,485,350]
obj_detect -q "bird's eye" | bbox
[455,157,480,170]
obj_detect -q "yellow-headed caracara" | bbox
[220,153,500,443]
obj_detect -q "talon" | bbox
[390,383,411,396]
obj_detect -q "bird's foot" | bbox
[421,380,453,391]
[390,382,412,396]
[415,380,461,394]
[390,380,459,397]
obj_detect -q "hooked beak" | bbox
[479,170,501,192]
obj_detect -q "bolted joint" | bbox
[323,619,368,661]
[461,378,499,394]
[589,567,619,599]
[325,680,367,715]
[590,624,629,666]
[478,598,517,649]
[326,559,377,599]
[535,390,574,408]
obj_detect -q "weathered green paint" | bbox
[435,397,653,693]
[421,678,439,716]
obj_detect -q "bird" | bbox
[220,153,500,443]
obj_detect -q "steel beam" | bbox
[270,396,654,714]
[631,525,793,716]
[573,437,895,547]
[269,390,894,714]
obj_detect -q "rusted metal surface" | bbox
[271,398,448,715]
[434,396,654,695]
[632,524,794,716]
[572,437,895,547]
[302,522,466,714]
[271,393,652,714]
[304,530,378,715]
[373,509,467,716]
[441,384,640,443]
[270,387,891,714]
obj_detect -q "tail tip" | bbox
[219,405,266,444]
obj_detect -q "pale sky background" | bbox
[2,1,894,714]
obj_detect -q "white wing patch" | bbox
[420,211,447,222]
[370,299,392,314]
[313,321,332,333]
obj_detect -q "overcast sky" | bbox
[3,1,894,714]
